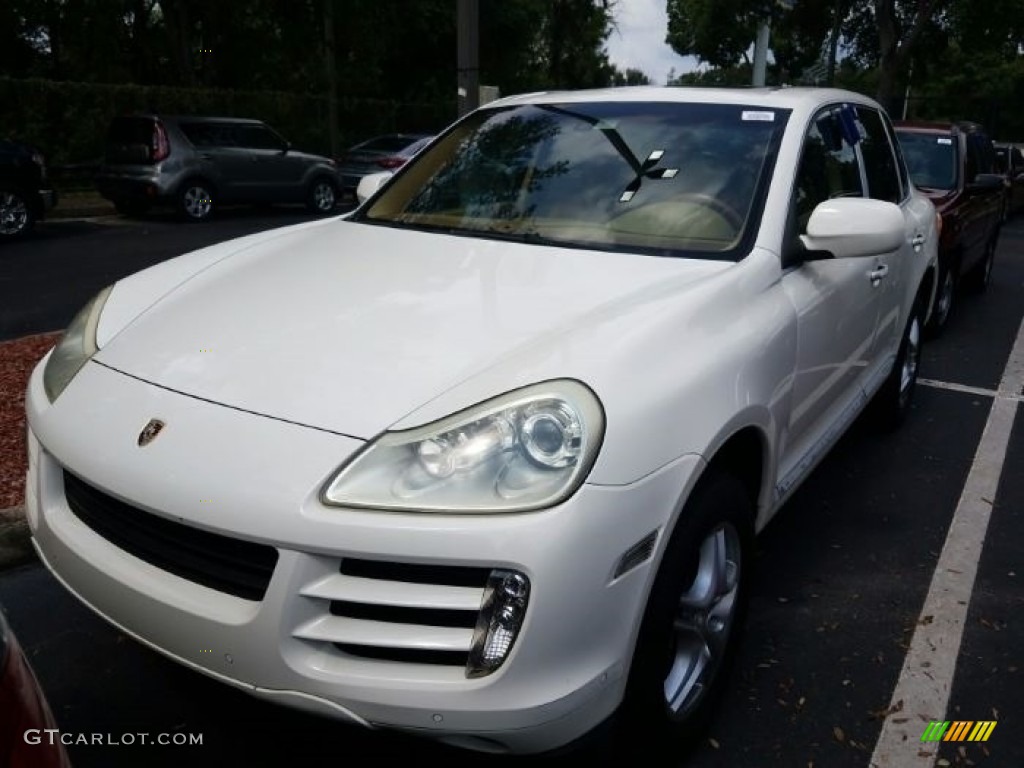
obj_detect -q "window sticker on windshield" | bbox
[937,138,953,145]
[742,110,775,122]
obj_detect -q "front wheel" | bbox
[873,297,923,430]
[306,177,337,214]
[616,471,753,757]
[177,180,215,222]
[927,261,956,336]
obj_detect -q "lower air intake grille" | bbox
[62,470,278,601]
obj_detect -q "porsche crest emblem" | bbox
[137,419,166,447]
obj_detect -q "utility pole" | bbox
[752,21,770,86]
[457,0,479,117]
[752,0,794,88]
[323,0,339,157]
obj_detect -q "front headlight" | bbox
[43,285,114,402]
[322,380,604,513]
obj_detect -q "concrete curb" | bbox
[0,506,34,570]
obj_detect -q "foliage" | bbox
[665,0,1024,128]
[0,77,452,166]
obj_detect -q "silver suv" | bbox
[95,115,340,221]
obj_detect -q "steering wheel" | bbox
[670,193,744,231]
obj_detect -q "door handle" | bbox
[911,233,926,251]
[868,264,889,284]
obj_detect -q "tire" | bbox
[966,231,998,293]
[927,259,956,336]
[0,188,36,240]
[615,471,753,758]
[177,179,215,222]
[873,295,923,430]
[114,199,151,217]
[306,177,337,214]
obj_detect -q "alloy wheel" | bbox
[899,314,921,406]
[934,269,954,327]
[664,522,742,720]
[0,191,29,236]
[312,181,336,212]
[182,185,213,219]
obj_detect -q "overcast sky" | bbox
[605,0,699,84]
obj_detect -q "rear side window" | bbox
[856,108,902,203]
[180,122,218,148]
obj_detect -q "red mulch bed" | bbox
[0,333,60,509]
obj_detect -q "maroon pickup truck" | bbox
[895,121,1004,333]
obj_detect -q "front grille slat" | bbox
[299,573,484,611]
[63,471,278,601]
[329,600,478,628]
[292,615,474,652]
[295,559,493,668]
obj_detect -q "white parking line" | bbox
[919,377,1024,401]
[871,316,1024,767]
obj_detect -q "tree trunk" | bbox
[158,0,195,86]
[874,0,944,113]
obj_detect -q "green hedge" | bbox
[0,77,455,169]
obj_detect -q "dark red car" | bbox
[895,121,1004,333]
[0,606,70,768]
[995,143,1024,218]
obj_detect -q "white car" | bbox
[25,87,937,756]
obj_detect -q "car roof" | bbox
[486,85,882,112]
[114,114,266,125]
[896,120,988,135]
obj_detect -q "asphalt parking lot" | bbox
[1,213,1021,767]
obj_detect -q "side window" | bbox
[793,107,863,231]
[856,107,902,204]
[203,123,242,148]
[180,122,214,148]
[881,112,910,199]
[964,134,982,182]
[975,135,996,174]
[239,125,285,151]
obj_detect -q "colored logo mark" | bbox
[921,720,996,742]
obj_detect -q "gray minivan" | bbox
[95,115,340,221]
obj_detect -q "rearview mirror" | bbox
[800,198,905,259]
[356,171,394,204]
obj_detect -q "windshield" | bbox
[897,131,958,190]
[359,101,789,259]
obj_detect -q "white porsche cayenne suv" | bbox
[25,87,937,756]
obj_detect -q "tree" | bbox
[611,67,652,86]
[871,0,947,111]
[666,0,763,68]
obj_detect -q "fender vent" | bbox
[613,530,659,579]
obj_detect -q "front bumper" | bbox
[26,358,702,753]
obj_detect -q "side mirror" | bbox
[967,173,1004,192]
[800,198,905,259]
[356,171,394,204]
[280,141,291,155]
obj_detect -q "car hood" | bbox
[95,221,728,438]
